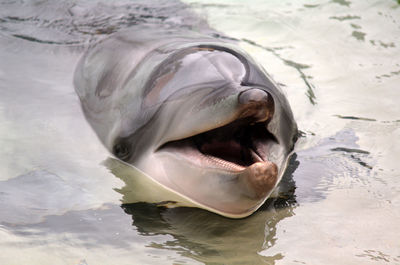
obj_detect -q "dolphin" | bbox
[74,25,297,218]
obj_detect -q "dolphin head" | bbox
[75,29,297,218]
[110,45,297,217]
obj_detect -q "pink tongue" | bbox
[200,139,246,165]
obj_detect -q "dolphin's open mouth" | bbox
[158,118,278,172]
[155,88,282,199]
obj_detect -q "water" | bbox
[0,0,399,264]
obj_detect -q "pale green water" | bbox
[0,0,399,264]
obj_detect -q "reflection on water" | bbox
[103,155,298,264]
[122,201,294,264]
[1,0,400,264]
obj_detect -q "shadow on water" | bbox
[108,155,299,264]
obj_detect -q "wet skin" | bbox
[74,24,297,218]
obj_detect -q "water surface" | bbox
[1,0,399,264]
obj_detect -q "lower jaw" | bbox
[150,150,278,203]
[237,161,278,198]
[157,141,279,199]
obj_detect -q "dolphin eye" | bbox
[113,142,131,161]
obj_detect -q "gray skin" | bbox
[74,25,297,218]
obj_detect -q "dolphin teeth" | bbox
[250,148,263,163]
[202,153,246,172]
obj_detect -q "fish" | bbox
[74,24,298,218]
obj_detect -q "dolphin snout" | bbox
[237,88,274,122]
